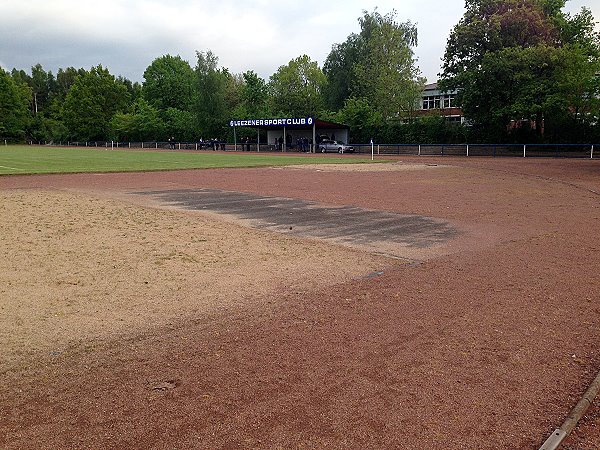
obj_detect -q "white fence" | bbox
[20,140,599,159]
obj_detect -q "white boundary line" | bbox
[0,165,24,171]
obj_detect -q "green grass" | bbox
[0,145,373,175]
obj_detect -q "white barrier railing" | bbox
[21,141,600,159]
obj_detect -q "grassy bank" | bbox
[0,146,367,175]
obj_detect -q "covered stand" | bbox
[229,117,350,152]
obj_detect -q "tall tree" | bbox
[323,9,424,122]
[440,0,600,141]
[30,64,56,115]
[42,67,86,142]
[352,10,424,121]
[224,72,245,118]
[323,36,360,111]
[55,67,86,100]
[548,49,598,141]
[0,67,30,140]
[334,96,382,143]
[164,107,197,142]
[118,76,142,104]
[268,54,326,117]
[193,50,230,138]
[143,55,194,111]
[62,65,130,140]
[236,70,270,118]
[110,97,165,141]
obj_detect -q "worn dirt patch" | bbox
[1,156,600,449]
[0,189,393,372]
[284,162,447,172]
[137,188,459,261]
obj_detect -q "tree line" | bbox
[1,3,599,145]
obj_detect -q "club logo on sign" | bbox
[229,118,314,127]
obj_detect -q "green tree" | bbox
[235,70,270,118]
[118,76,142,104]
[62,65,130,140]
[193,50,230,138]
[441,0,600,141]
[109,112,136,141]
[268,54,326,117]
[164,107,197,141]
[0,67,31,140]
[143,55,194,111]
[352,10,424,121]
[140,100,165,141]
[43,67,86,142]
[30,64,56,115]
[12,64,66,142]
[110,97,165,141]
[334,97,382,143]
[223,72,245,118]
[10,69,32,88]
[55,67,86,100]
[323,9,424,122]
[323,36,360,111]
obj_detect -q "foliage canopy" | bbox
[440,0,600,142]
[1,4,598,144]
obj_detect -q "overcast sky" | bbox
[1,0,598,84]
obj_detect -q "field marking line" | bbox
[0,165,24,171]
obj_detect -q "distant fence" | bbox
[21,140,599,159]
[25,141,226,151]
[352,143,598,158]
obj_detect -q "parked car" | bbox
[319,139,354,153]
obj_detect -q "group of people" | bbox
[167,137,224,150]
[199,138,225,150]
[295,137,311,152]
[166,135,325,152]
[241,137,252,151]
[272,135,312,152]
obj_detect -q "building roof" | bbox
[313,119,349,130]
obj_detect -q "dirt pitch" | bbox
[1,155,599,449]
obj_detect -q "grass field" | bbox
[0,145,366,175]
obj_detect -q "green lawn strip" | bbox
[0,146,380,175]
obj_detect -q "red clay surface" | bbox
[1,155,600,449]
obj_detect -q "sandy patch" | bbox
[0,189,393,372]
[281,162,448,172]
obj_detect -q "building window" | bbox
[422,95,441,109]
[443,95,455,108]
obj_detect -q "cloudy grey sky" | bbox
[1,0,597,84]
